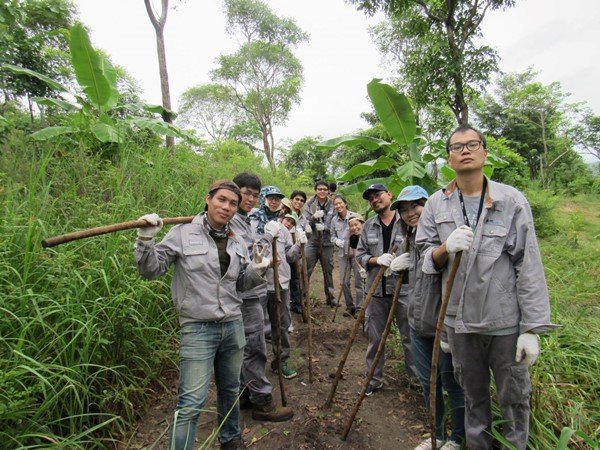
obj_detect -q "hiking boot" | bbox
[252,399,294,422]
[272,362,298,379]
[414,438,444,450]
[364,381,383,397]
[220,437,243,450]
[239,388,252,410]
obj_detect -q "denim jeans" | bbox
[171,320,245,449]
[410,327,465,443]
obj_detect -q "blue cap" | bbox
[390,185,429,210]
[362,183,388,200]
[261,185,284,198]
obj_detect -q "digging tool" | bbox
[323,244,398,408]
[271,239,287,407]
[42,216,194,248]
[331,254,352,323]
[341,236,410,440]
[301,241,314,383]
[429,251,463,450]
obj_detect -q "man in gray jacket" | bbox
[356,183,417,396]
[416,124,556,450]
[230,173,294,422]
[134,180,271,450]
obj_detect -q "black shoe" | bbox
[343,306,355,317]
[327,299,337,307]
[365,382,383,397]
[220,438,242,449]
[291,305,302,314]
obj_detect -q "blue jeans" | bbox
[171,320,245,449]
[410,327,465,443]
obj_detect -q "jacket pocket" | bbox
[478,224,507,257]
[183,243,209,271]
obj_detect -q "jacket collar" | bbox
[442,176,502,210]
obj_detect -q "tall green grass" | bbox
[0,136,302,447]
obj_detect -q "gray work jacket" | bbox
[415,178,556,335]
[230,212,271,300]
[135,213,265,325]
[330,211,357,257]
[302,196,335,247]
[356,211,408,298]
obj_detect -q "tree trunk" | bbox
[144,0,175,154]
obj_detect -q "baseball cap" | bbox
[347,212,365,223]
[208,179,242,202]
[390,185,429,210]
[262,185,285,198]
[362,183,389,200]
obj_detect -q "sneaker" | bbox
[364,381,383,397]
[414,438,444,450]
[252,398,294,422]
[440,440,462,450]
[272,362,298,379]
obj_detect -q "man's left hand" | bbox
[315,223,325,232]
[515,333,540,366]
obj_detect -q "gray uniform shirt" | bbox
[330,211,357,257]
[302,196,335,247]
[356,211,409,298]
[135,213,265,325]
[415,179,556,335]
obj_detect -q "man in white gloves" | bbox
[301,180,336,306]
[135,180,270,450]
[356,183,417,396]
[416,124,556,450]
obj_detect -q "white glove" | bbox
[446,225,474,254]
[390,253,410,272]
[315,223,325,232]
[313,210,324,219]
[264,221,281,239]
[440,341,451,354]
[296,230,307,244]
[251,243,271,275]
[334,238,344,248]
[137,213,163,239]
[376,253,394,267]
[305,225,312,234]
[358,267,367,279]
[515,333,540,366]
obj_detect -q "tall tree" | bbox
[212,0,308,170]
[355,0,514,124]
[474,69,589,188]
[0,0,75,118]
[144,0,175,151]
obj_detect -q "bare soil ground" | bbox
[121,263,429,450]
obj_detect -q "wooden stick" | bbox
[323,244,398,408]
[429,252,463,450]
[301,242,314,383]
[331,254,352,323]
[42,216,194,248]
[271,239,287,406]
[341,237,409,440]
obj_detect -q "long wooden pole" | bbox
[271,239,287,406]
[429,252,463,450]
[301,242,314,383]
[323,244,398,408]
[341,237,410,440]
[42,216,194,248]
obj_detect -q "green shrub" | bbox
[525,188,559,238]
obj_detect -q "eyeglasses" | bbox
[448,140,482,153]
[368,191,386,202]
[240,189,260,199]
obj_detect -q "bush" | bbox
[525,188,559,238]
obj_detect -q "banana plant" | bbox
[3,23,195,146]
[318,79,506,197]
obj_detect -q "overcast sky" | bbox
[75,0,600,146]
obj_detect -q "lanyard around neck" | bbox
[457,177,487,228]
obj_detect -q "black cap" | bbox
[362,183,388,200]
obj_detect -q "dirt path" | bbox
[124,265,428,449]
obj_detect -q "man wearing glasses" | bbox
[356,183,417,396]
[416,124,556,450]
